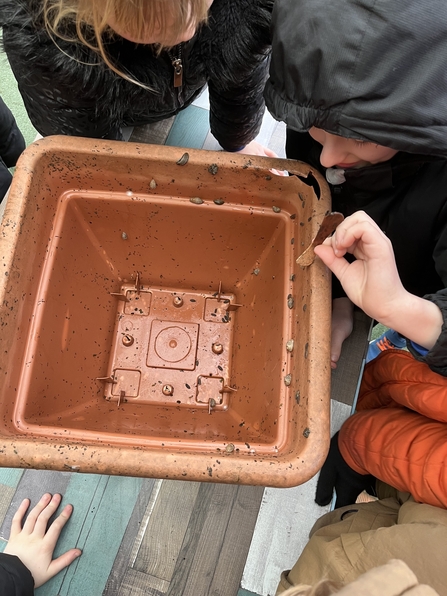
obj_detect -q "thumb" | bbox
[42,549,82,586]
[314,245,351,282]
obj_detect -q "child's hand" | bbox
[315,211,443,349]
[235,141,288,176]
[314,211,406,324]
[4,493,81,588]
[235,140,278,157]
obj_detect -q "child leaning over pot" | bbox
[275,211,447,596]
[0,0,275,158]
[0,96,25,202]
[264,0,447,368]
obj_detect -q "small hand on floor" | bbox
[4,492,81,588]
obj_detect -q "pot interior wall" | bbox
[14,190,293,450]
[0,138,331,484]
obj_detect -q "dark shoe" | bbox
[315,432,376,508]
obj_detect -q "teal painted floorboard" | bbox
[36,474,143,596]
[165,105,210,149]
[0,468,24,488]
[238,589,261,596]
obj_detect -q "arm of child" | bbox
[4,493,81,589]
[338,405,447,509]
[314,211,443,350]
[314,210,404,319]
[235,141,278,158]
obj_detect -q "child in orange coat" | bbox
[314,211,447,509]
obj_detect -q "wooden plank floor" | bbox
[240,311,371,596]
[103,479,265,596]
[0,88,371,596]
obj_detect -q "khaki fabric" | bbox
[276,497,447,596]
[278,560,439,596]
[334,560,439,596]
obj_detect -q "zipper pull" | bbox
[171,58,183,88]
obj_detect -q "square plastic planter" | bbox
[0,136,331,487]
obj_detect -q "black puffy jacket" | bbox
[0,0,272,150]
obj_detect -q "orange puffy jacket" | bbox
[339,349,447,508]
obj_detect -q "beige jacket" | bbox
[276,493,447,595]
[299,559,438,595]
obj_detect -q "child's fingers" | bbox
[43,504,74,547]
[314,244,350,279]
[270,168,288,177]
[317,212,376,257]
[33,548,82,588]
[8,498,30,538]
[334,218,390,259]
[336,210,381,234]
[33,494,63,536]
[23,493,60,535]
[21,493,52,533]
[317,211,383,257]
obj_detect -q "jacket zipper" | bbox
[166,44,184,106]
[167,44,183,87]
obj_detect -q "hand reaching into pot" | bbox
[314,211,442,350]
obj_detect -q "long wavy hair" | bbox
[42,0,210,84]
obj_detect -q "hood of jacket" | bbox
[264,0,447,157]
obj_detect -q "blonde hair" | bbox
[280,579,343,596]
[42,0,210,84]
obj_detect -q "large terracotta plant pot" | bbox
[0,136,331,486]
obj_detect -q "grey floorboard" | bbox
[165,483,261,596]
[331,310,372,406]
[0,469,72,539]
[103,478,157,596]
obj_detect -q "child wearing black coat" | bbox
[0,96,25,202]
[264,0,447,368]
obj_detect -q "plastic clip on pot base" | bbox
[0,137,331,487]
[104,280,237,410]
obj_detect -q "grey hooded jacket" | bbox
[265,0,447,157]
[265,0,447,371]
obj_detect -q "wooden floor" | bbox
[0,91,372,596]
